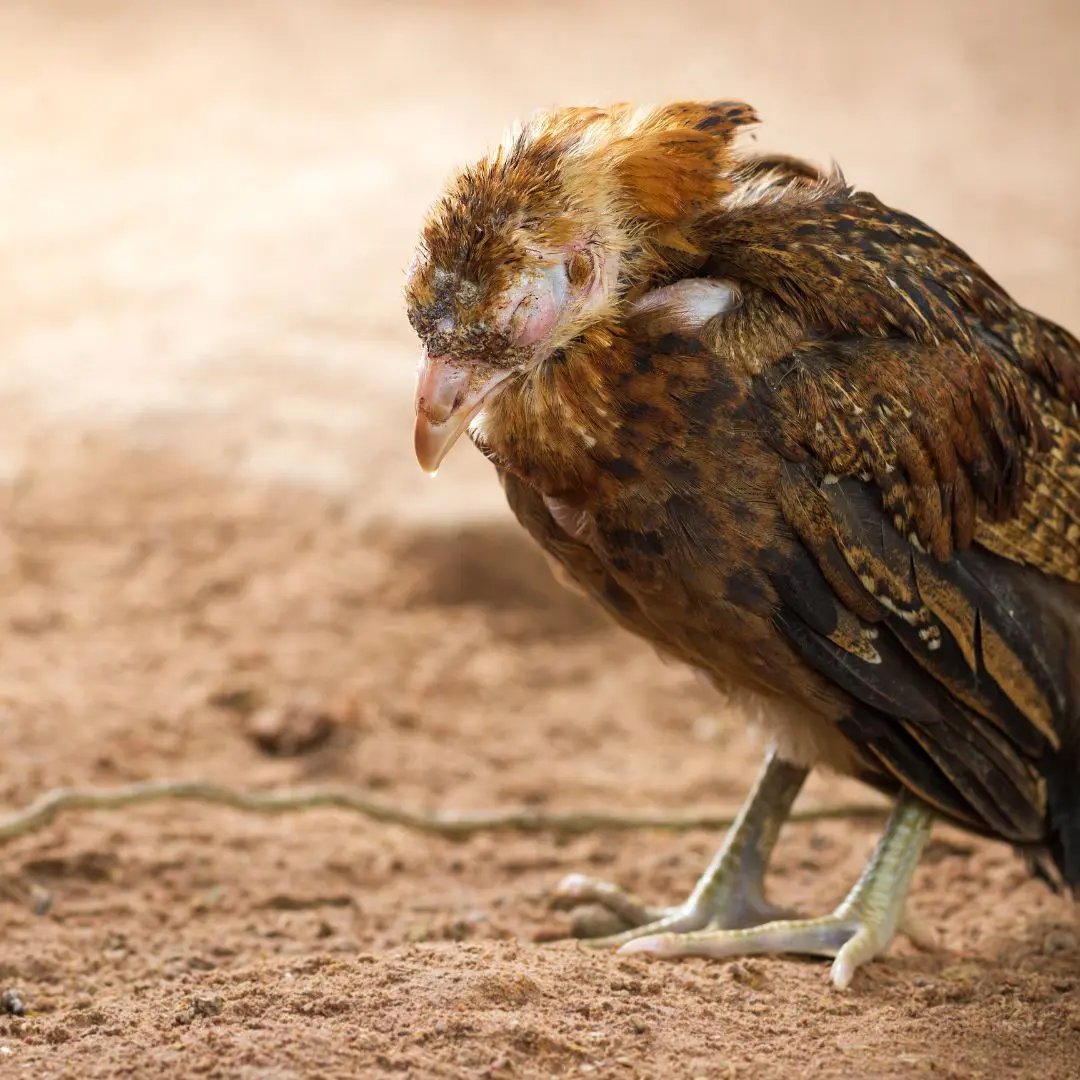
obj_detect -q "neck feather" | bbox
[474,323,635,498]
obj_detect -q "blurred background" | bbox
[3,0,1078,519]
[1,2,1078,1076]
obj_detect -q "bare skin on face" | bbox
[412,241,621,474]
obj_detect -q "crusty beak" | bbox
[413,351,510,474]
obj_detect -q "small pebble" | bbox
[1042,928,1077,955]
[242,701,338,757]
[191,994,223,1018]
[0,990,26,1018]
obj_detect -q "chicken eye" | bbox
[566,250,593,289]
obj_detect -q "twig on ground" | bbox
[0,779,887,846]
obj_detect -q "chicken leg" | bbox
[616,794,936,989]
[553,747,807,939]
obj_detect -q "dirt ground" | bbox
[2,2,1080,1077]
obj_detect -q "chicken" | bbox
[403,100,1080,988]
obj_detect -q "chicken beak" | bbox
[413,352,510,474]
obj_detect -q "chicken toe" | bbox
[553,748,807,941]
[615,794,935,989]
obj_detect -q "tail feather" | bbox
[1026,576,1080,892]
[1043,730,1080,892]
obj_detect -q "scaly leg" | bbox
[619,792,936,989]
[553,747,808,939]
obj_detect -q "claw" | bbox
[552,872,664,924]
[832,927,877,990]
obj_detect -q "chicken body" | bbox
[405,102,1080,986]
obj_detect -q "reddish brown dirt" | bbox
[2,3,1079,1077]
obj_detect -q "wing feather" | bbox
[718,187,1080,846]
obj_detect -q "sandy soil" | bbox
[1,2,1079,1077]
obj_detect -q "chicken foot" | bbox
[617,793,937,989]
[553,747,807,939]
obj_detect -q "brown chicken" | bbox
[403,101,1080,988]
